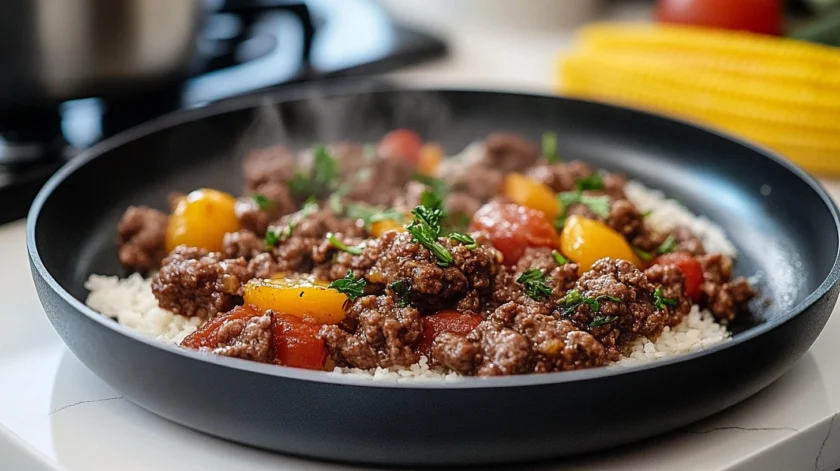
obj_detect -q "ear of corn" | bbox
[558,23,840,175]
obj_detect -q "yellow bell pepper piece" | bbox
[243,277,347,324]
[559,215,641,272]
[166,188,240,253]
[418,143,444,176]
[370,219,407,238]
[503,173,560,220]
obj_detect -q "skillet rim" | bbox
[26,86,840,389]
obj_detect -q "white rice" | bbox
[84,181,737,381]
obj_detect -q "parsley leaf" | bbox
[558,290,621,318]
[542,131,559,163]
[264,222,294,249]
[653,286,678,311]
[551,250,568,265]
[576,173,604,192]
[327,233,363,256]
[252,193,274,211]
[413,173,449,200]
[557,192,580,212]
[656,235,677,255]
[449,232,477,250]
[406,200,453,267]
[389,280,411,307]
[301,195,320,216]
[633,246,654,262]
[589,316,619,327]
[517,269,552,300]
[556,191,611,220]
[329,270,366,302]
[344,203,405,230]
[289,146,339,199]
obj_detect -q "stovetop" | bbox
[0,0,446,224]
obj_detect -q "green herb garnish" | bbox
[558,290,621,317]
[264,221,294,249]
[252,193,274,211]
[329,270,366,302]
[589,315,619,327]
[289,145,339,199]
[656,235,677,255]
[576,173,604,192]
[556,191,611,220]
[517,269,552,300]
[542,132,559,163]
[551,250,568,265]
[301,195,320,216]
[406,198,453,267]
[327,233,363,256]
[449,232,477,250]
[413,173,449,200]
[389,280,411,307]
[633,246,654,262]
[641,210,653,218]
[653,286,678,311]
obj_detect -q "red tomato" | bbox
[378,129,423,166]
[418,311,483,358]
[655,0,782,35]
[181,304,262,349]
[653,252,704,302]
[470,201,560,265]
[273,313,328,370]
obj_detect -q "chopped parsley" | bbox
[328,270,366,302]
[558,290,621,319]
[542,131,559,163]
[589,315,619,327]
[633,246,654,263]
[289,145,339,199]
[413,173,449,200]
[264,221,294,249]
[517,269,552,300]
[343,203,405,230]
[575,173,604,192]
[449,232,477,250]
[653,286,678,311]
[389,280,411,307]
[252,193,274,210]
[551,250,568,265]
[301,195,320,216]
[554,191,611,228]
[327,233,363,256]
[641,210,653,218]
[656,235,677,255]
[406,201,453,267]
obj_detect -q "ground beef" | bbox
[602,173,627,200]
[364,231,501,314]
[672,227,706,255]
[644,264,692,327]
[319,295,422,369]
[501,247,580,299]
[236,182,296,236]
[433,301,607,376]
[567,258,663,360]
[481,133,541,174]
[277,208,365,240]
[444,191,483,220]
[695,253,755,320]
[311,235,376,281]
[248,253,278,279]
[223,230,264,259]
[448,165,504,202]
[209,312,273,363]
[243,145,297,195]
[346,157,416,207]
[117,206,169,272]
[526,161,593,193]
[152,246,251,318]
[607,199,644,238]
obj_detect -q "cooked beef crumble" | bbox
[117,206,168,272]
[114,130,755,376]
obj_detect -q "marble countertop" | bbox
[3,1,840,470]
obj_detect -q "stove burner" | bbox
[0,0,446,224]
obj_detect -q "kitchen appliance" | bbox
[0,0,446,224]
[27,87,840,465]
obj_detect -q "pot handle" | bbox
[204,1,315,72]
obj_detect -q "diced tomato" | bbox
[655,0,782,36]
[470,201,560,265]
[378,129,423,166]
[653,252,704,302]
[418,310,483,358]
[180,304,262,349]
[272,313,328,370]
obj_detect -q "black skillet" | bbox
[27,87,840,466]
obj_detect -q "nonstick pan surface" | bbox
[27,88,840,466]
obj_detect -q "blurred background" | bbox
[1,0,836,223]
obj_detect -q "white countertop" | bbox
[3,2,840,470]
